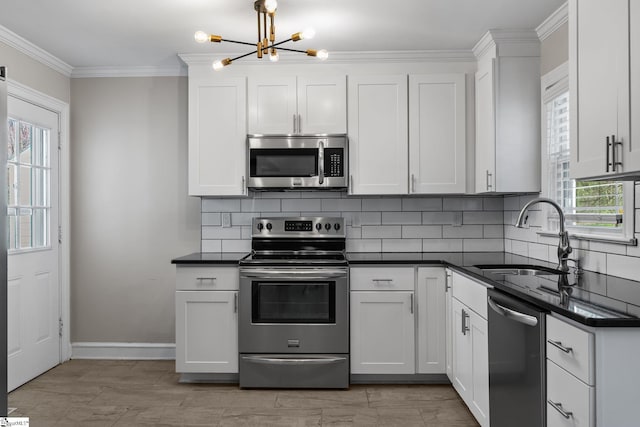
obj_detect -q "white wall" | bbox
[70,77,200,343]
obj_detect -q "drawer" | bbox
[176,266,239,291]
[350,267,414,291]
[546,315,594,385]
[451,272,488,319]
[547,360,594,427]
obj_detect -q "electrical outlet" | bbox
[222,212,232,228]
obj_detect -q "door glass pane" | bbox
[19,122,32,164]
[33,208,47,247]
[7,211,17,250]
[7,164,17,206]
[19,165,32,206]
[19,208,33,249]
[8,118,17,161]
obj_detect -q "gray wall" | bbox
[70,77,200,343]
[0,42,70,103]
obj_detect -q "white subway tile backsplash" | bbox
[321,198,362,212]
[483,225,504,239]
[258,191,301,199]
[383,239,422,252]
[402,225,442,239]
[201,239,222,252]
[510,240,529,257]
[443,225,483,239]
[483,197,504,211]
[422,239,463,252]
[202,198,241,212]
[361,198,402,211]
[281,199,322,212]
[589,241,627,256]
[346,226,362,239]
[346,239,382,252]
[528,243,549,261]
[422,212,456,224]
[463,211,503,225]
[241,199,281,212]
[503,196,522,211]
[202,226,242,240]
[362,225,402,239]
[343,212,382,226]
[221,239,251,253]
[202,213,221,226]
[402,198,443,211]
[443,197,483,211]
[463,239,504,252]
[382,212,422,225]
[231,212,254,226]
[607,253,640,280]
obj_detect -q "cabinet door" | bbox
[445,270,453,381]
[570,0,630,179]
[188,77,247,196]
[297,75,346,134]
[416,267,446,374]
[350,291,415,374]
[175,291,238,373]
[348,75,408,195]
[409,74,466,194]
[630,1,640,172]
[475,58,496,193]
[248,76,297,134]
[469,311,489,427]
[452,298,472,401]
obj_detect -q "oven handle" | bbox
[318,139,325,184]
[241,355,347,365]
[240,269,347,280]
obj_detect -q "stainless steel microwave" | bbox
[247,135,348,190]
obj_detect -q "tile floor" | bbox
[8,360,479,426]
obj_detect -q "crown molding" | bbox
[536,2,569,41]
[71,65,187,78]
[179,49,476,67]
[0,24,73,77]
[472,29,540,59]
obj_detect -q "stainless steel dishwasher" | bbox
[487,288,547,427]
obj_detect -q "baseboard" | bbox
[71,342,176,360]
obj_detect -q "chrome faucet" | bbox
[515,197,573,273]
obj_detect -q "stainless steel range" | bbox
[238,217,349,389]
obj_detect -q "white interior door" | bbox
[6,95,60,391]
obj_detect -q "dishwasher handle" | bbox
[488,296,538,327]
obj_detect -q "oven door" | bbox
[239,267,348,354]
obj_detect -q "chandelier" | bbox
[194,0,329,71]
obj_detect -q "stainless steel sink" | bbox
[474,264,567,276]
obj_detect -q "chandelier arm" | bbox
[220,39,258,47]
[269,37,294,48]
[275,47,306,53]
[230,50,260,62]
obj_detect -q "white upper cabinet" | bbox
[473,30,541,193]
[409,74,467,194]
[348,74,409,195]
[248,75,346,135]
[187,76,247,196]
[570,0,640,179]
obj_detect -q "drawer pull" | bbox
[372,279,393,284]
[196,277,216,281]
[548,400,573,419]
[548,339,573,353]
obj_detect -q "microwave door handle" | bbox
[318,140,325,184]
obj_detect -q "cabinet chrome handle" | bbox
[350,175,353,191]
[461,309,470,335]
[293,114,297,133]
[297,114,302,134]
[372,279,393,284]
[486,170,492,190]
[445,273,452,292]
[234,293,238,313]
[318,139,325,184]
[612,134,623,172]
[241,176,246,193]
[606,136,612,172]
[411,174,416,193]
[196,277,216,282]
[410,293,414,314]
[548,400,573,419]
[548,339,573,353]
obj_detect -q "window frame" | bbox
[540,62,636,245]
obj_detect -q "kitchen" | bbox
[2,0,640,425]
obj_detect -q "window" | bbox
[7,117,51,251]
[542,64,634,242]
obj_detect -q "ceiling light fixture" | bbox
[195,0,328,71]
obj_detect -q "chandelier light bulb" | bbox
[264,0,277,13]
[194,31,209,43]
[212,58,232,71]
[301,27,316,40]
[270,49,279,62]
[316,49,329,60]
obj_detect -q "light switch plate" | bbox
[222,212,232,228]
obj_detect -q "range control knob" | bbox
[315,223,322,231]
[257,223,264,231]
[334,223,341,231]
[325,223,331,230]
[266,223,272,231]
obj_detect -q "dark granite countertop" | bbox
[171,252,248,264]
[172,251,640,326]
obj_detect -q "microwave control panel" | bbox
[324,148,344,177]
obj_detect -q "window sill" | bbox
[537,230,637,246]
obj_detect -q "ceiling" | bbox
[0,0,565,71]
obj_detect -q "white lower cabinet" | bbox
[416,267,447,374]
[175,266,238,373]
[450,272,490,427]
[350,266,415,374]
